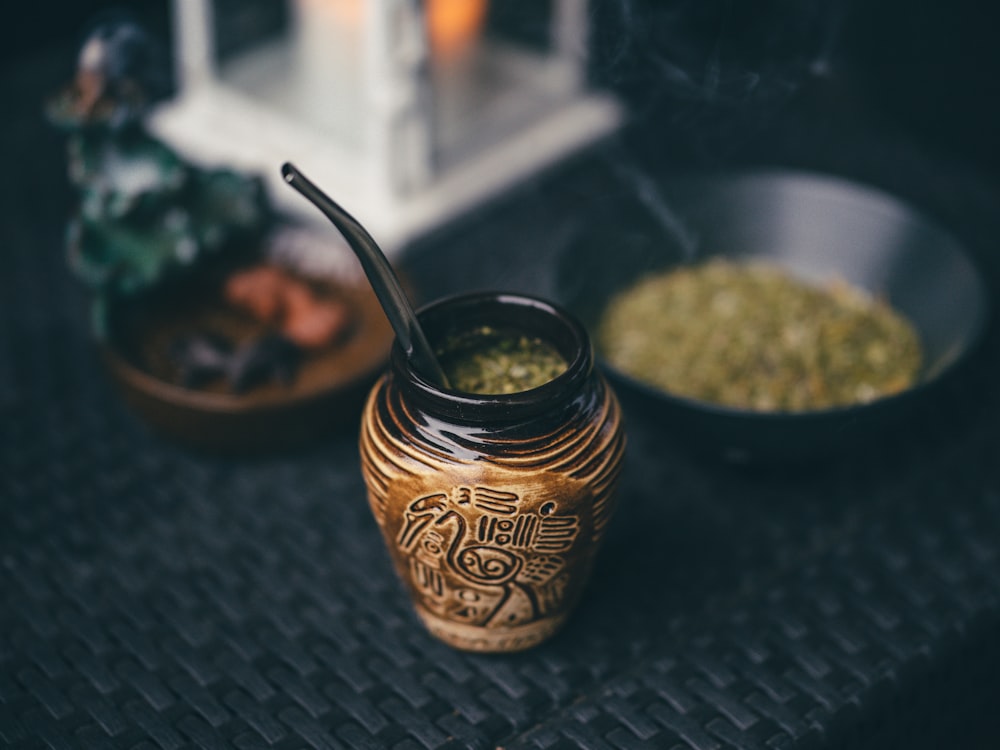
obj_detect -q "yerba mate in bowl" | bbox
[597,259,923,412]
[556,170,989,463]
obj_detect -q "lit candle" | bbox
[426,0,488,64]
[425,0,488,128]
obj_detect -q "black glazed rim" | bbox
[391,291,594,422]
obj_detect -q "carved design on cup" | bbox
[394,486,581,629]
[359,369,626,650]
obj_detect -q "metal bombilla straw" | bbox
[281,162,450,389]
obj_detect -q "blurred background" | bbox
[4,0,998,359]
[3,0,997,181]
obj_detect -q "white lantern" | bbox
[150,0,623,256]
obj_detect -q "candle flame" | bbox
[426,0,488,61]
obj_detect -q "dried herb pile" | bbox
[437,326,567,395]
[597,259,923,411]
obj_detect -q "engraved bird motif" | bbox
[396,486,581,627]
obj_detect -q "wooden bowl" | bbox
[102,271,394,453]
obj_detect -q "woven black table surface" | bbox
[4,42,1000,750]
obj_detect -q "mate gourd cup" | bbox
[360,292,626,652]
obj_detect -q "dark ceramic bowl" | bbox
[555,170,991,463]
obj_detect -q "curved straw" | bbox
[281,163,450,388]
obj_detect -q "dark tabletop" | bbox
[4,8,1000,749]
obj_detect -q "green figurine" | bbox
[47,13,273,335]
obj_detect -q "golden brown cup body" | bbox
[359,293,625,652]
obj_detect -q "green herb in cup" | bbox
[437,326,567,395]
